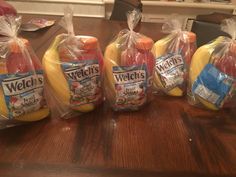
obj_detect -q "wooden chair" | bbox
[196,12,234,24]
[110,0,143,21]
[191,20,231,47]
[190,12,234,47]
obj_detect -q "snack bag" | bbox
[0,16,49,129]
[188,18,236,110]
[104,9,155,111]
[152,16,196,96]
[42,7,103,118]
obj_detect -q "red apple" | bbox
[213,49,236,78]
[6,40,42,73]
[59,37,104,72]
[120,37,155,76]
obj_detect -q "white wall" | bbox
[6,0,105,17]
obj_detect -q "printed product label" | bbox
[192,64,235,108]
[0,70,46,119]
[155,53,185,90]
[61,60,102,106]
[112,65,147,110]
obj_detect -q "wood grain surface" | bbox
[0,14,235,177]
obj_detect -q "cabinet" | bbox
[6,0,236,22]
[6,0,105,17]
[104,0,236,22]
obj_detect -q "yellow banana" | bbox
[152,34,183,96]
[189,36,225,110]
[104,41,121,103]
[152,34,174,58]
[15,108,49,121]
[0,58,49,122]
[104,43,121,89]
[0,64,8,119]
[0,89,9,119]
[0,89,49,121]
[42,34,94,113]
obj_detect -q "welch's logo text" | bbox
[113,70,146,84]
[64,64,100,81]
[2,74,44,96]
[156,54,184,74]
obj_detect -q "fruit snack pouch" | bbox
[188,18,236,110]
[0,16,49,129]
[104,9,155,111]
[43,7,104,118]
[152,16,196,96]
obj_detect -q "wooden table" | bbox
[0,14,236,177]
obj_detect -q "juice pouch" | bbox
[0,16,49,129]
[104,9,155,111]
[43,7,104,118]
[152,16,196,96]
[188,18,236,111]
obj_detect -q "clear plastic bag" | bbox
[42,7,104,118]
[152,16,196,96]
[104,9,155,111]
[0,16,49,129]
[188,18,236,111]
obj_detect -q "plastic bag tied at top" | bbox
[188,18,236,110]
[104,9,155,111]
[152,16,196,97]
[43,7,104,119]
[0,16,49,128]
